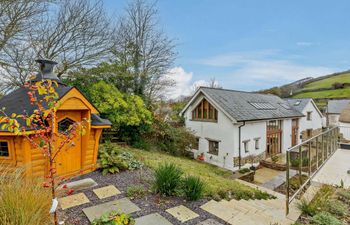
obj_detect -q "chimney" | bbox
[35,59,59,81]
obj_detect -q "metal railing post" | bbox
[316,136,319,169]
[321,133,325,164]
[299,146,302,187]
[308,141,311,176]
[286,151,290,215]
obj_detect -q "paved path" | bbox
[261,169,297,190]
[312,149,350,188]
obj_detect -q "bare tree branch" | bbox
[112,0,176,101]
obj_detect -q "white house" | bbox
[286,98,324,143]
[338,103,350,140]
[326,100,350,126]
[181,87,305,171]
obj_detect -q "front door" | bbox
[291,119,299,147]
[266,120,282,156]
[55,110,82,176]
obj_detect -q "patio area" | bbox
[312,149,350,188]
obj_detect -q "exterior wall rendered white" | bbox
[282,119,292,152]
[184,95,237,170]
[298,101,323,143]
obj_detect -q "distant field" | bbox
[293,88,350,99]
[302,73,350,90]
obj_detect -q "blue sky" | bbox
[105,0,350,98]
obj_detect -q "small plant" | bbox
[238,168,250,174]
[271,155,279,164]
[154,163,183,196]
[92,211,135,225]
[337,189,350,204]
[310,212,341,225]
[98,144,143,175]
[325,199,348,217]
[297,198,316,216]
[126,185,147,199]
[0,167,52,225]
[181,176,204,201]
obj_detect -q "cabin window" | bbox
[0,141,9,157]
[193,138,199,150]
[307,112,312,121]
[243,140,250,153]
[192,99,218,122]
[254,138,260,150]
[208,140,219,155]
[58,118,75,133]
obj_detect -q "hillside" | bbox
[260,70,350,110]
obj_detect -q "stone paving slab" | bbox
[83,197,141,222]
[58,178,97,192]
[135,213,173,225]
[196,218,224,225]
[93,185,121,199]
[261,169,297,190]
[59,193,90,210]
[166,205,199,223]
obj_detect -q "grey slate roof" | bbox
[285,98,311,113]
[199,87,304,122]
[0,84,111,131]
[327,100,350,114]
[91,113,112,126]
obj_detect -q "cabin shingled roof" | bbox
[192,87,304,122]
[0,84,111,131]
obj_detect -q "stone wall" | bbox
[233,152,265,167]
[301,128,323,142]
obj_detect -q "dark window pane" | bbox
[0,141,9,157]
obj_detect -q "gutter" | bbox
[238,121,246,169]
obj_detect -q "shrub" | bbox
[271,155,279,163]
[119,152,143,170]
[0,167,52,225]
[92,211,135,225]
[181,176,204,201]
[98,144,143,175]
[154,163,183,196]
[126,185,147,199]
[147,118,197,156]
[325,199,348,217]
[297,198,317,216]
[337,189,350,204]
[310,212,341,225]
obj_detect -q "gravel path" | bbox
[59,168,230,225]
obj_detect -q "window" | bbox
[243,140,250,153]
[254,138,260,150]
[192,99,218,122]
[307,112,312,121]
[0,141,9,157]
[208,140,219,155]
[307,129,312,138]
[249,102,276,110]
[193,138,199,150]
[58,118,75,133]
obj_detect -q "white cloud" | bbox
[296,42,314,46]
[163,67,193,99]
[197,50,336,90]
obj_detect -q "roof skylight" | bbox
[294,101,301,106]
[249,102,276,110]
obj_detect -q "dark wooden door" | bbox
[291,119,299,147]
[266,120,282,156]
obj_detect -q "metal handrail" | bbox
[285,126,339,215]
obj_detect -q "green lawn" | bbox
[302,73,350,91]
[293,88,350,99]
[121,145,271,200]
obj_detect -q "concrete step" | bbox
[229,199,260,213]
[219,200,249,214]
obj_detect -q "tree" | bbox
[0,80,87,225]
[112,0,176,101]
[89,81,152,143]
[0,0,47,91]
[0,0,113,93]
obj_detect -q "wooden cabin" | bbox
[0,59,111,178]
